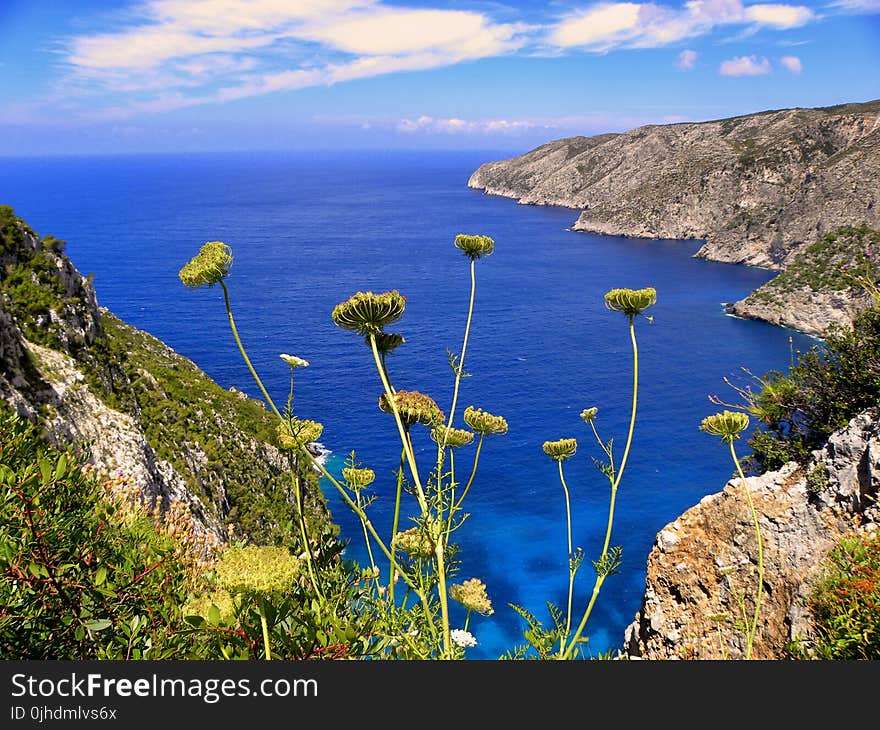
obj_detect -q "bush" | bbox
[0,409,200,659]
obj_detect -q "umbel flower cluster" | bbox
[214,546,300,595]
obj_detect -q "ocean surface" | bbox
[0,150,816,659]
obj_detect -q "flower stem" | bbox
[558,460,574,637]
[388,448,406,606]
[258,599,272,660]
[562,315,639,659]
[445,257,476,435]
[220,281,281,419]
[730,439,764,660]
[291,463,323,600]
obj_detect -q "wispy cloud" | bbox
[676,48,698,70]
[397,115,549,134]
[719,54,773,76]
[780,54,803,73]
[57,0,529,117]
[547,1,815,52]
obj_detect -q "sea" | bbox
[0,149,817,659]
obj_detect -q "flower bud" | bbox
[604,287,657,317]
[454,234,495,260]
[542,437,578,461]
[331,290,406,335]
[463,405,508,435]
[378,390,445,428]
[699,410,750,444]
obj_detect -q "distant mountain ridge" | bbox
[468,99,880,273]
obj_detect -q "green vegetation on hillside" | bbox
[744,226,879,307]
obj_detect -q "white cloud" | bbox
[548,1,815,51]
[676,49,699,70]
[780,55,803,73]
[58,0,528,117]
[719,54,773,75]
[397,115,546,134]
[829,0,880,12]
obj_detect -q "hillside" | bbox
[0,205,330,545]
[469,100,880,332]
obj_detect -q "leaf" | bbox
[54,454,68,480]
[207,604,221,625]
[94,566,107,586]
[85,619,111,632]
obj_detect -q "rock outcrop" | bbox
[623,410,880,659]
[468,99,880,272]
[0,205,328,545]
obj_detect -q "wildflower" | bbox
[277,418,324,448]
[183,589,235,625]
[379,390,445,427]
[370,332,405,354]
[342,466,376,490]
[543,437,578,461]
[450,629,477,648]
[430,425,475,449]
[280,354,309,368]
[214,545,300,595]
[393,527,434,559]
[331,290,406,335]
[178,241,233,288]
[449,578,494,616]
[604,287,657,317]
[580,407,598,424]
[699,410,750,444]
[463,405,508,435]
[454,234,495,260]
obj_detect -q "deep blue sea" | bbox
[0,150,816,659]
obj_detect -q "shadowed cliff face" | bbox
[623,410,880,660]
[468,100,880,272]
[0,206,329,545]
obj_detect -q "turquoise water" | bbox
[0,150,815,659]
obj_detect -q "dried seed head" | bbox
[342,466,376,490]
[463,405,508,435]
[430,425,475,449]
[449,578,494,616]
[393,527,435,559]
[178,241,233,288]
[378,390,445,428]
[542,437,578,461]
[331,290,406,335]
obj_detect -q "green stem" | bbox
[357,490,378,585]
[562,316,639,659]
[445,257,476,436]
[388,448,406,606]
[453,434,484,511]
[368,333,427,513]
[434,541,451,659]
[258,600,272,660]
[291,463,322,600]
[558,460,574,637]
[731,440,764,660]
[220,281,281,419]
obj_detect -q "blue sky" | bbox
[1,0,878,154]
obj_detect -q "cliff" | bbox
[623,409,880,659]
[0,205,329,545]
[469,100,880,334]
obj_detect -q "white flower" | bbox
[280,354,309,368]
[450,629,477,648]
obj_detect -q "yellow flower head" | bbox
[454,234,495,260]
[700,410,750,445]
[449,578,494,616]
[580,407,599,424]
[214,546,300,595]
[393,527,435,559]
[178,241,233,288]
[183,589,235,625]
[331,290,406,335]
[604,287,657,317]
[342,466,376,490]
[542,437,578,462]
[277,418,324,449]
[463,406,508,436]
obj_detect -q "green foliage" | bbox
[790,532,880,660]
[0,410,196,659]
[740,305,880,472]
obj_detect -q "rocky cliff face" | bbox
[0,206,328,545]
[469,100,880,272]
[623,409,880,659]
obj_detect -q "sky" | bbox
[1,0,878,155]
